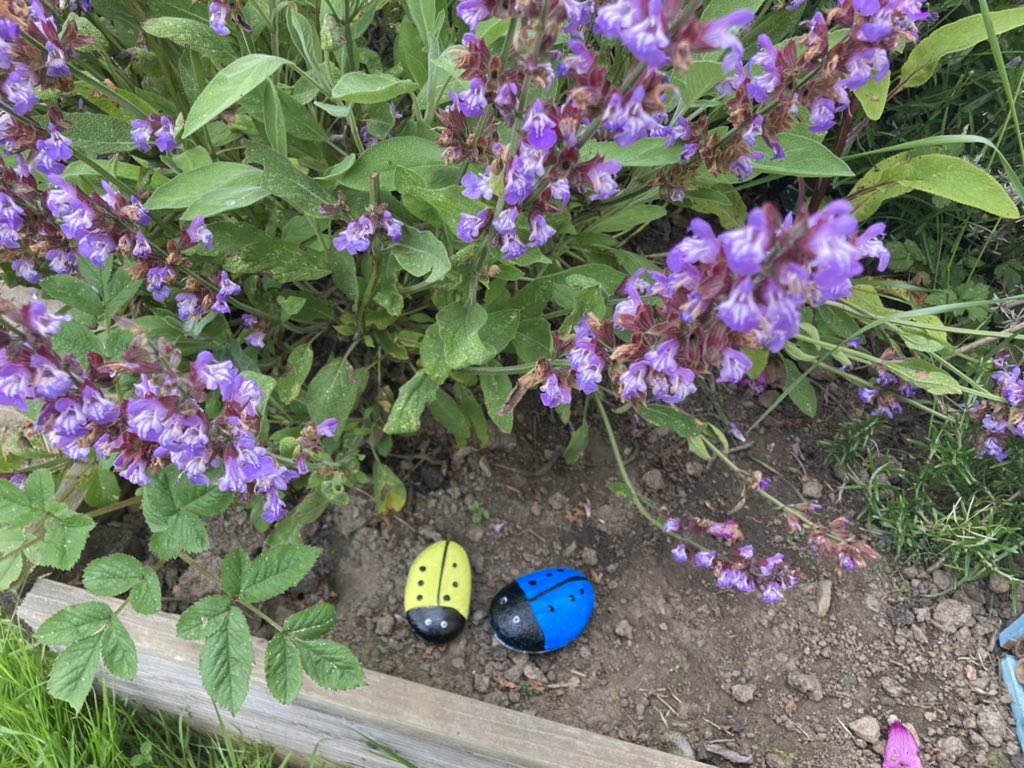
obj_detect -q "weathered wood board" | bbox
[19,579,712,768]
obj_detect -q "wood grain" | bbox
[19,579,711,768]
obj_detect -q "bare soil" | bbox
[157,383,1023,768]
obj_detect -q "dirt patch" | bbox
[147,384,1024,766]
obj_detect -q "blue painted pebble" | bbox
[489,568,595,653]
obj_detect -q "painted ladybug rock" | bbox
[403,540,471,643]
[489,568,595,653]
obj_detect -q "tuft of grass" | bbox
[826,406,1024,589]
[0,615,322,768]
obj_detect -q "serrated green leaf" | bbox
[23,469,55,507]
[144,466,233,520]
[266,635,303,704]
[35,511,96,570]
[383,371,439,435]
[266,490,330,548]
[40,275,103,318]
[83,554,145,597]
[184,54,290,137]
[142,468,229,559]
[177,595,232,641]
[101,616,137,680]
[283,603,337,639]
[198,606,253,714]
[331,72,417,104]
[239,544,320,603]
[306,359,365,426]
[0,477,42,527]
[0,553,22,590]
[47,635,102,711]
[278,344,314,405]
[36,602,113,645]
[297,639,365,690]
[129,570,162,615]
[220,548,249,598]
[83,466,122,509]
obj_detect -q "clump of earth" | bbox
[157,386,1022,768]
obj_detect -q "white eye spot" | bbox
[512,615,521,624]
[499,596,508,605]
[424,618,433,626]
[440,620,448,629]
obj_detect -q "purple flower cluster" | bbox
[130,114,177,153]
[448,0,723,259]
[333,207,405,255]
[209,2,232,36]
[800,515,880,573]
[857,360,918,420]
[1,114,158,282]
[662,515,798,603]
[540,202,888,408]
[656,0,927,194]
[968,352,1024,462]
[0,299,308,523]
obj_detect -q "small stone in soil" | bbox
[786,671,824,702]
[672,734,695,759]
[614,620,633,641]
[931,569,952,591]
[731,683,756,703]
[931,599,974,633]
[801,477,823,499]
[684,460,704,477]
[976,706,1007,747]
[816,579,833,618]
[373,614,395,636]
[642,468,665,491]
[847,715,880,743]
[765,755,794,768]
[581,547,599,567]
[989,572,1011,595]
[473,673,490,694]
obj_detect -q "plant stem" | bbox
[594,396,660,528]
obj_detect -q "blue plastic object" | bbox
[999,613,1024,752]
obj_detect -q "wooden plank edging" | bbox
[18,579,711,768]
